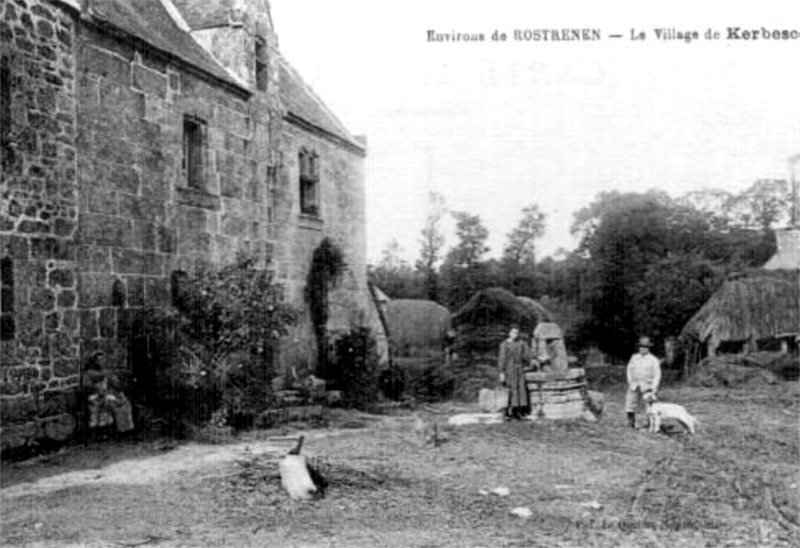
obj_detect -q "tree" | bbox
[369,240,424,299]
[501,204,546,295]
[415,192,447,301]
[446,211,489,267]
[441,212,491,308]
[725,179,791,233]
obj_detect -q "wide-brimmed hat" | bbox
[637,336,653,348]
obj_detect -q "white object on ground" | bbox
[580,500,603,510]
[490,486,510,497]
[510,507,533,518]
[279,454,317,500]
[478,388,509,413]
[447,413,504,426]
[478,489,489,496]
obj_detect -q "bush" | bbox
[142,253,297,432]
[328,327,381,410]
[379,364,409,401]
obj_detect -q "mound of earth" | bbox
[689,356,779,388]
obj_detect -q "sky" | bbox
[270,0,800,264]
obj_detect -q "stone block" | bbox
[41,412,76,442]
[57,290,77,308]
[157,226,177,254]
[80,309,98,339]
[30,287,56,311]
[221,214,248,237]
[98,307,116,338]
[118,194,165,223]
[16,309,43,346]
[77,273,116,308]
[131,221,157,251]
[109,164,140,194]
[112,248,164,276]
[53,358,78,378]
[144,277,170,305]
[77,246,112,273]
[132,63,167,99]
[42,332,78,360]
[45,311,60,331]
[83,45,130,82]
[48,268,75,288]
[1,235,29,259]
[126,276,145,307]
[54,218,76,237]
[62,309,79,334]
[0,314,15,341]
[77,214,130,247]
[0,421,38,451]
[1,366,39,396]
[0,395,38,422]
[175,187,220,211]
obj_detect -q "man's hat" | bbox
[637,336,653,348]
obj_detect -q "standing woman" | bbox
[498,324,532,420]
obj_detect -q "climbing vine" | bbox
[305,238,346,376]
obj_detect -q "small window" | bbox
[299,148,319,216]
[183,115,207,190]
[255,39,268,92]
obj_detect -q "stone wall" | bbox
[73,19,277,386]
[1,0,380,452]
[1,0,81,451]
[277,123,387,371]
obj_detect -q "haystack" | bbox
[681,270,799,357]
[452,288,553,355]
[384,299,452,357]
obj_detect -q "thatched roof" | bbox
[384,299,452,357]
[681,271,799,344]
[452,288,553,354]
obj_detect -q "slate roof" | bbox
[86,0,363,152]
[278,60,363,151]
[84,0,244,88]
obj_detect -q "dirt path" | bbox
[1,384,798,548]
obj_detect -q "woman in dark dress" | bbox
[498,324,532,419]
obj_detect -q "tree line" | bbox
[368,180,792,360]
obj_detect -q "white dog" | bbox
[643,391,697,435]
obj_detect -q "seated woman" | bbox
[84,351,134,433]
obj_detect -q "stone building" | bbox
[1,0,385,452]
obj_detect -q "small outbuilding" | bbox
[681,270,799,359]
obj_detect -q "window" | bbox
[299,148,320,216]
[255,39,268,92]
[183,115,207,190]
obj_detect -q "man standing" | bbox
[498,324,532,420]
[625,336,661,428]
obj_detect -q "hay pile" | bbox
[689,356,780,388]
[385,299,452,357]
[452,288,553,356]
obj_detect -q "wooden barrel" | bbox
[526,368,593,420]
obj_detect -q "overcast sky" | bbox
[270,0,800,264]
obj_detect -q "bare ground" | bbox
[1,382,798,548]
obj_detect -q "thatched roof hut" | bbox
[681,271,799,356]
[384,299,452,357]
[452,288,553,355]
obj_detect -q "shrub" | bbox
[145,253,297,431]
[328,327,380,410]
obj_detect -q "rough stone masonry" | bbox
[1,0,385,453]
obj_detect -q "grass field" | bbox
[1,381,798,547]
